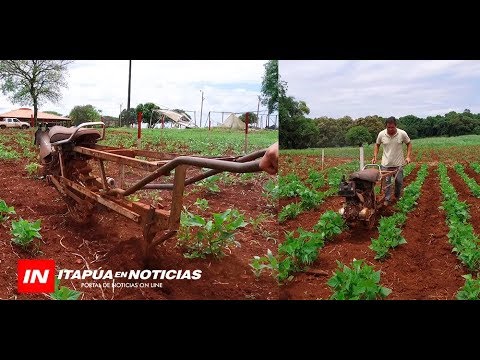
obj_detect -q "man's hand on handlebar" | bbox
[371,156,377,164]
[259,142,278,175]
[405,157,411,164]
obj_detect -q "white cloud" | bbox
[0,60,270,123]
[280,60,480,118]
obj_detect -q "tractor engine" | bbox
[338,168,379,224]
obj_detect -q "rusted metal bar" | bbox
[112,155,263,197]
[122,149,181,160]
[73,146,162,172]
[101,149,136,157]
[60,177,141,222]
[48,175,66,196]
[63,186,88,207]
[143,149,267,190]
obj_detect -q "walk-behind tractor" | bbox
[34,122,267,260]
[338,164,402,229]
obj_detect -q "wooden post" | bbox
[98,160,108,189]
[168,165,187,230]
[137,111,142,148]
[321,149,325,171]
[359,144,364,170]
[244,112,249,154]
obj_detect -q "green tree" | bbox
[333,116,355,147]
[345,126,372,146]
[355,115,385,143]
[120,108,137,127]
[239,112,258,125]
[69,105,101,126]
[0,60,73,125]
[136,102,160,126]
[279,93,314,149]
[398,115,422,139]
[261,60,280,115]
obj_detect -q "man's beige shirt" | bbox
[376,128,411,167]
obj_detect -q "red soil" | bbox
[0,130,278,300]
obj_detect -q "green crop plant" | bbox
[11,218,42,253]
[306,170,325,190]
[369,216,406,260]
[454,163,480,198]
[197,175,221,194]
[250,249,278,278]
[278,203,302,223]
[328,259,391,300]
[177,208,247,259]
[456,274,480,300]
[471,163,480,174]
[193,198,209,211]
[249,212,273,232]
[25,162,40,177]
[262,178,279,207]
[312,210,346,241]
[49,278,83,300]
[0,199,16,222]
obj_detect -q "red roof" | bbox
[0,108,70,121]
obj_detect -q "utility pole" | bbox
[127,60,132,126]
[119,103,122,127]
[257,95,261,128]
[199,90,205,127]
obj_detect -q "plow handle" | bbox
[110,148,267,196]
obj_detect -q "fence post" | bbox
[244,112,249,153]
[137,111,142,148]
[321,149,325,170]
[359,144,364,170]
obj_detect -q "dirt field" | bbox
[0,129,278,300]
[278,156,480,300]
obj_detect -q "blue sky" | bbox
[280,60,480,119]
[0,60,273,127]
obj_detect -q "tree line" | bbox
[279,84,480,149]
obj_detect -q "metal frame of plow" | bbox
[48,144,266,261]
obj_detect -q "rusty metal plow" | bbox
[35,122,267,260]
[338,164,403,229]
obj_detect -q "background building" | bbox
[0,107,71,126]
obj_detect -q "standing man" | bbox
[372,117,412,206]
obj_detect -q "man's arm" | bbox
[372,143,380,163]
[405,142,412,164]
